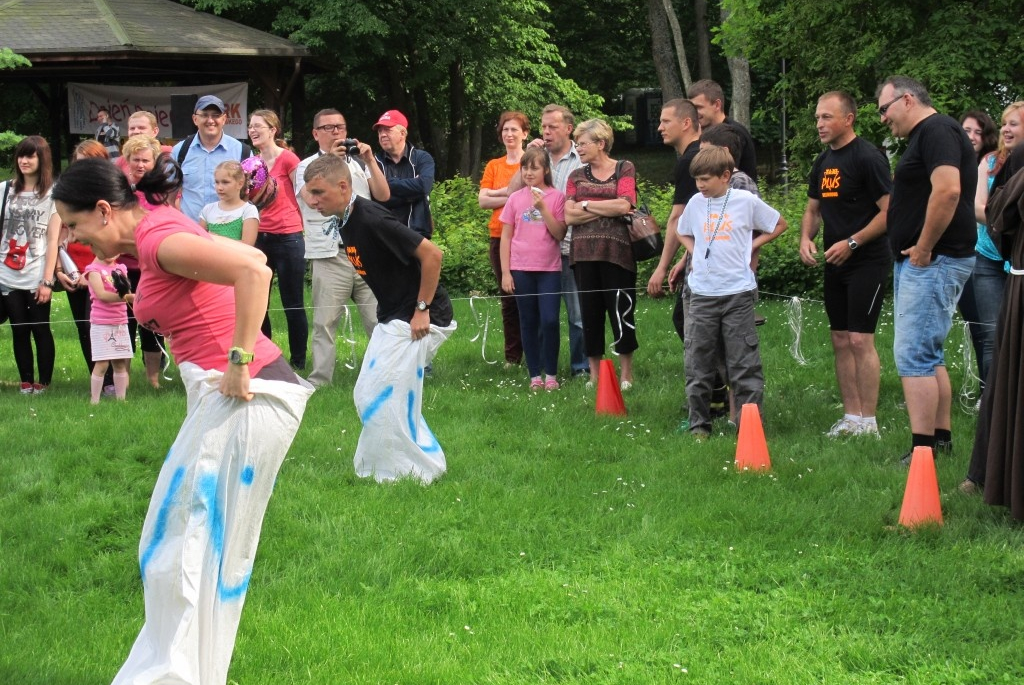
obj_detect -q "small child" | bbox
[677,146,787,438]
[199,161,259,244]
[84,254,133,404]
[498,147,567,391]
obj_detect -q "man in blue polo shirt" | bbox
[171,95,249,222]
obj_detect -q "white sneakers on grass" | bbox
[826,416,880,438]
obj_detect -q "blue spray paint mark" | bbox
[417,366,423,380]
[240,465,254,485]
[139,465,186,582]
[406,389,441,453]
[360,385,394,423]
[218,568,252,601]
[406,390,418,441]
[368,358,376,370]
[198,472,225,558]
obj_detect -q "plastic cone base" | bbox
[734,403,771,471]
[898,446,943,528]
[595,359,626,416]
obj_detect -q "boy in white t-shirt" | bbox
[677,146,787,439]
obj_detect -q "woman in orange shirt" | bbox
[478,111,529,366]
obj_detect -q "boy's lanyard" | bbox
[704,188,732,273]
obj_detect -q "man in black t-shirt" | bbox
[648,98,701,343]
[800,91,892,439]
[876,76,978,464]
[301,154,452,336]
[686,79,758,182]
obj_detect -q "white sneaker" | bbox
[826,417,860,437]
[857,422,881,439]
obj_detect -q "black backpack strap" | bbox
[0,181,10,233]
[176,134,195,165]
[239,142,252,161]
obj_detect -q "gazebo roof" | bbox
[0,0,313,79]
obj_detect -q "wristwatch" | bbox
[227,347,255,365]
[416,300,430,312]
[847,237,859,251]
[581,200,590,212]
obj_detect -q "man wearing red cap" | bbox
[372,110,436,238]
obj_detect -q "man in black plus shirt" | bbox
[876,75,977,464]
[800,91,892,439]
[647,98,701,342]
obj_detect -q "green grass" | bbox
[1,290,1022,684]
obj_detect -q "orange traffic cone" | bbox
[595,359,626,416]
[898,446,943,528]
[734,403,771,471]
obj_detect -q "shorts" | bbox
[892,254,974,377]
[823,259,890,333]
[91,323,133,361]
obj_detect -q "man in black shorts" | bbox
[800,91,892,438]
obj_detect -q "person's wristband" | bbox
[40,278,56,289]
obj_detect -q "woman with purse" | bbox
[1,135,61,394]
[563,119,639,390]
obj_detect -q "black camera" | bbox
[340,138,360,157]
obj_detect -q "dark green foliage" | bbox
[431,176,494,296]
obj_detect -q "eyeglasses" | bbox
[878,93,905,116]
[247,125,270,131]
[575,139,595,148]
[315,124,346,133]
[195,112,225,120]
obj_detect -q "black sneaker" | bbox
[936,439,952,455]
[900,447,940,468]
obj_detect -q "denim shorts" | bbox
[892,254,975,376]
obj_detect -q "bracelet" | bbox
[40,278,56,288]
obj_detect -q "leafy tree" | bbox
[0,49,31,171]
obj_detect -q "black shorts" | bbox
[823,259,890,334]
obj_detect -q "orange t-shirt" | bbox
[480,156,521,238]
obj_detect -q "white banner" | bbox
[67,82,249,140]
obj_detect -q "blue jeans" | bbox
[958,255,1007,387]
[561,255,587,373]
[893,254,975,377]
[512,270,562,377]
[256,231,309,369]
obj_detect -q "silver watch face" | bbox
[417,301,428,311]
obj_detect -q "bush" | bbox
[757,183,824,300]
[431,176,494,296]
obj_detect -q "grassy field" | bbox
[1,289,1022,684]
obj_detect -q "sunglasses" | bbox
[878,93,905,116]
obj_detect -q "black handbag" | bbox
[614,161,663,261]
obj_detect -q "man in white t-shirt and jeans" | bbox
[295,108,391,386]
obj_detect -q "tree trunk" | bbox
[446,58,468,178]
[693,0,712,81]
[647,0,683,99]
[661,0,692,92]
[720,5,751,129]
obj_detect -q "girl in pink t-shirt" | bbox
[498,147,567,391]
[84,255,132,403]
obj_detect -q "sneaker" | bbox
[754,313,767,326]
[529,377,543,391]
[857,422,881,439]
[620,380,633,392]
[544,378,560,391]
[676,418,691,434]
[936,439,952,455]
[826,417,860,438]
[19,382,33,395]
[900,447,939,468]
[958,478,981,495]
[32,383,47,394]
[691,427,711,441]
[103,384,116,397]
[572,368,590,378]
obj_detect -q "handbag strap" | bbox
[0,181,10,234]
[613,159,641,209]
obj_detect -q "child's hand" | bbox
[501,273,515,294]
[530,187,544,208]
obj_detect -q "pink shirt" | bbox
[84,261,129,325]
[498,186,565,272]
[258,150,303,235]
[132,206,281,373]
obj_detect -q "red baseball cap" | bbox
[372,110,409,130]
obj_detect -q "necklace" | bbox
[703,188,732,271]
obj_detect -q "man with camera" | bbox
[295,108,390,387]
[372,110,435,238]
